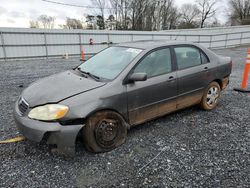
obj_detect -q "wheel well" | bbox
[213,79,222,89]
[85,109,129,127]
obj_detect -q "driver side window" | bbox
[133,48,172,78]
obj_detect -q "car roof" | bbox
[116,40,196,50]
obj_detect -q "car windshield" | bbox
[78,46,142,80]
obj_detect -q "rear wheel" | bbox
[200,82,221,110]
[82,111,127,153]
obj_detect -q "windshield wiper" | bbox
[76,67,100,81]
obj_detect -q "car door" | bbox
[125,47,178,126]
[173,45,211,109]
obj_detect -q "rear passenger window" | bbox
[174,47,202,69]
[133,48,172,78]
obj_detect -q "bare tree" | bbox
[209,17,222,27]
[109,0,119,29]
[229,0,250,25]
[168,6,180,29]
[91,0,106,29]
[117,0,131,30]
[154,0,168,30]
[64,18,83,29]
[110,0,151,30]
[29,20,39,28]
[144,1,157,30]
[107,0,180,31]
[37,15,55,29]
[131,0,147,30]
[181,4,200,25]
[109,0,133,30]
[196,0,217,28]
[161,0,179,30]
[178,3,200,29]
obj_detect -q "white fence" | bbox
[1,25,250,60]
[162,25,250,34]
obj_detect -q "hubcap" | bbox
[206,86,219,106]
[95,119,118,148]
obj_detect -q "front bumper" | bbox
[14,101,84,156]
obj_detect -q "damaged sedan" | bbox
[14,41,232,156]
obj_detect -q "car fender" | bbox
[60,84,128,123]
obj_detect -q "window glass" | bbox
[78,47,142,80]
[174,47,202,69]
[133,48,172,78]
[201,51,209,64]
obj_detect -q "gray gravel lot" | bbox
[0,47,249,188]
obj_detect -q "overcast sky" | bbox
[0,0,227,28]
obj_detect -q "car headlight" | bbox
[28,104,69,121]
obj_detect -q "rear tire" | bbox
[200,82,221,110]
[82,111,127,153]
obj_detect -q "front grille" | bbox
[18,97,29,115]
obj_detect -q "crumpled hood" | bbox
[22,70,106,107]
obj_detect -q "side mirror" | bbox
[128,73,147,83]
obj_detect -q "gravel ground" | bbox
[0,47,249,188]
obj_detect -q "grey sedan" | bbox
[14,41,232,156]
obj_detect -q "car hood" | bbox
[22,70,106,107]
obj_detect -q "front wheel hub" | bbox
[95,119,118,148]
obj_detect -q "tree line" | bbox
[30,0,250,30]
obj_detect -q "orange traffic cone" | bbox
[234,48,250,92]
[80,46,84,61]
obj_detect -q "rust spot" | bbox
[176,91,203,110]
[129,99,176,126]
[129,91,203,126]
[221,77,229,90]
